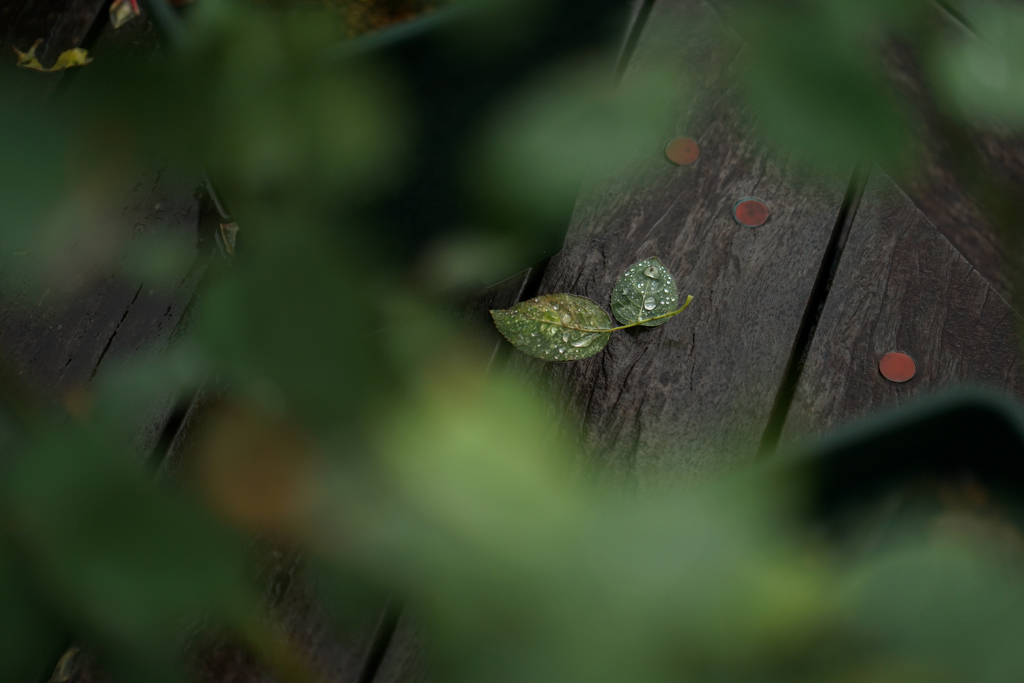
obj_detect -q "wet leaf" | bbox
[491,294,611,361]
[13,39,92,72]
[611,257,680,327]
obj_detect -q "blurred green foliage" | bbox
[3,0,1024,682]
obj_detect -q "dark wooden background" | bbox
[2,0,1022,682]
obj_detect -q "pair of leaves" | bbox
[491,257,693,361]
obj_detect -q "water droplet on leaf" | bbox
[611,257,684,327]
[490,293,612,361]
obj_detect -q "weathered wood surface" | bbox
[372,616,428,683]
[780,167,1022,442]
[0,0,106,61]
[9,2,1024,683]
[0,0,206,419]
[0,0,107,98]
[880,41,1015,301]
[453,267,540,368]
[159,268,538,683]
[696,0,1024,304]
[0,163,204,404]
[193,549,382,683]
[509,0,847,487]
[885,36,1024,303]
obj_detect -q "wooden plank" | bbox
[883,36,1024,303]
[0,0,108,97]
[191,550,381,683]
[360,270,538,683]
[372,615,428,683]
[450,267,539,369]
[123,270,536,683]
[779,167,1022,442]
[698,0,1024,302]
[1,0,106,59]
[508,0,848,487]
[0,162,204,403]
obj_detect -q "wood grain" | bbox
[0,0,108,98]
[372,615,429,683]
[883,36,1024,303]
[780,167,1022,442]
[508,0,848,487]
[191,549,381,683]
[451,267,539,368]
[0,162,204,404]
[693,0,1024,303]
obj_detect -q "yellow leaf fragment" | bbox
[13,38,92,72]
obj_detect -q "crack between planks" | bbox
[356,601,403,683]
[756,165,869,457]
[613,0,658,85]
[367,257,552,681]
[361,5,661,680]
[89,283,144,381]
[933,0,976,34]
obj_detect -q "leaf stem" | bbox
[568,295,694,333]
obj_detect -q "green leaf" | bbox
[6,425,258,653]
[931,3,1024,128]
[490,294,612,361]
[0,545,66,683]
[733,2,912,169]
[611,257,680,327]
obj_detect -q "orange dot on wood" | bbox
[733,198,769,227]
[879,352,916,383]
[665,137,700,165]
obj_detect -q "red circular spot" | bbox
[665,137,700,165]
[733,198,769,227]
[879,352,916,383]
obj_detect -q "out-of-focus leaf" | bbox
[120,230,197,287]
[196,228,376,426]
[0,104,74,287]
[193,401,316,536]
[310,360,829,683]
[477,59,678,231]
[733,2,912,169]
[840,540,1024,682]
[932,3,1024,128]
[14,39,93,72]
[491,293,611,361]
[5,425,258,654]
[182,3,408,208]
[0,545,66,683]
[611,257,680,327]
[308,556,389,631]
[415,234,521,291]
